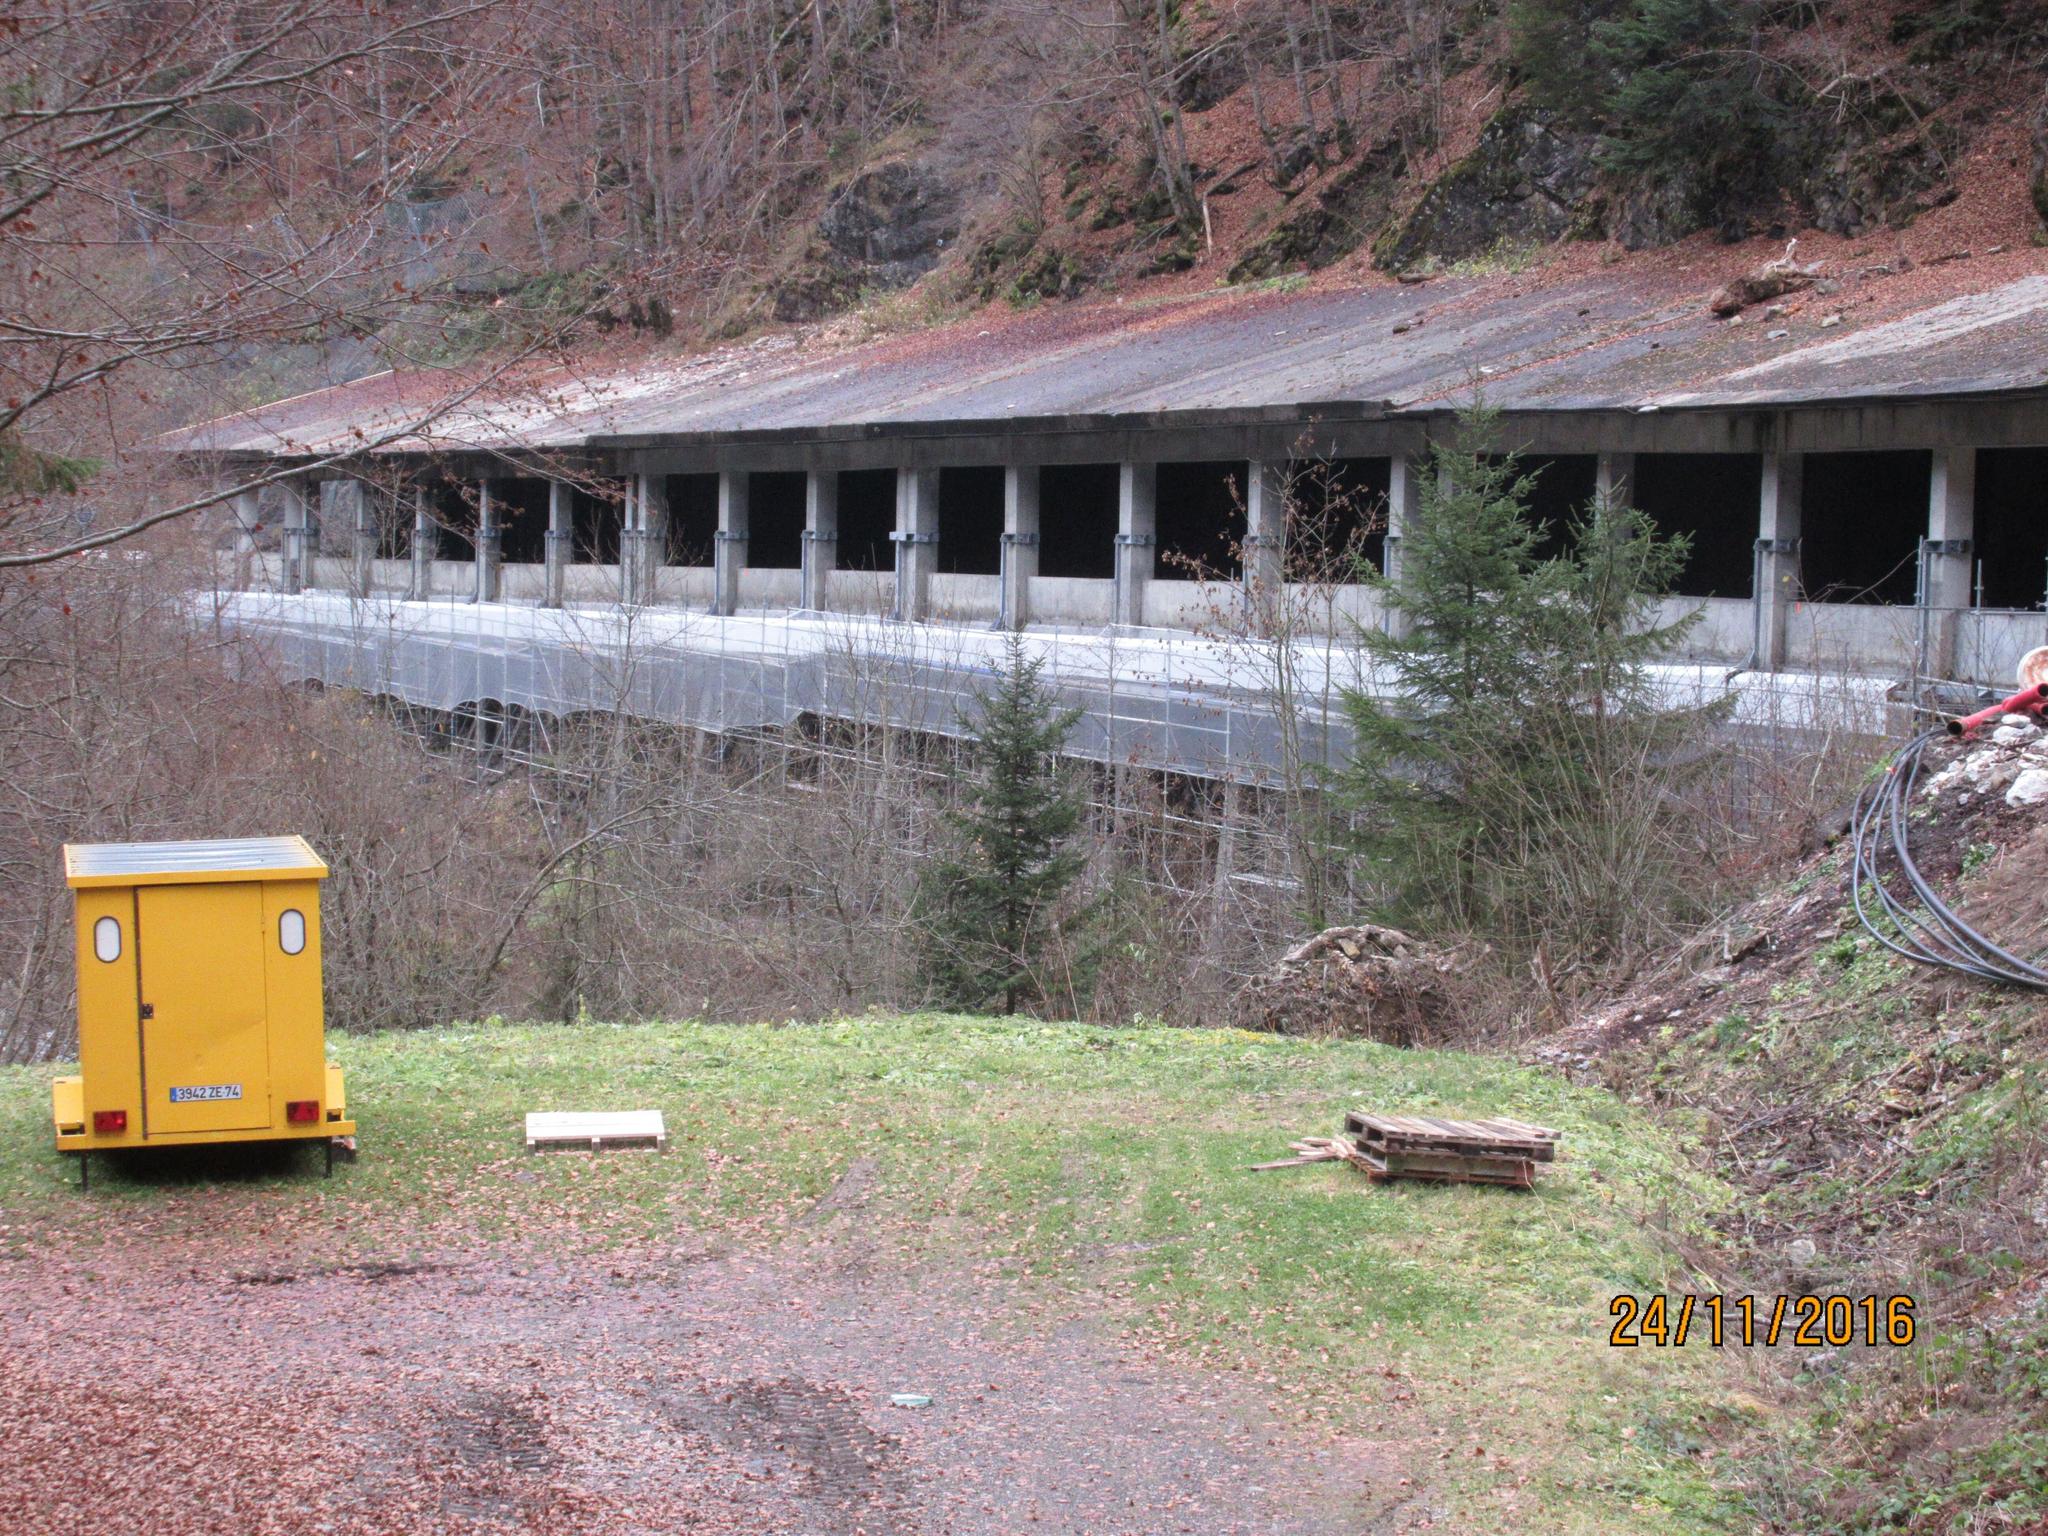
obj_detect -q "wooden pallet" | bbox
[1344,1111,1559,1162]
[1250,1112,1561,1189]
[1353,1147,1537,1188]
[524,1110,668,1154]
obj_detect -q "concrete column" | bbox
[348,483,376,598]
[280,478,313,594]
[1114,461,1156,628]
[892,467,938,622]
[1757,452,1803,671]
[1383,453,1425,585]
[714,470,750,616]
[228,487,261,591]
[999,464,1041,631]
[543,480,571,607]
[409,486,432,600]
[1926,448,1976,678]
[801,470,838,612]
[1596,452,1637,506]
[634,472,669,606]
[321,479,374,598]
[1243,459,1287,606]
[474,480,501,603]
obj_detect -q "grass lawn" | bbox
[0,1015,1757,1533]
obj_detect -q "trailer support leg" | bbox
[78,1153,88,1192]
[325,1138,333,1179]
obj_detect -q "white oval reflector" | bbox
[93,915,121,963]
[279,908,307,956]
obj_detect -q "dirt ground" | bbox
[0,1186,1410,1536]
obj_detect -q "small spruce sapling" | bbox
[916,634,1094,1015]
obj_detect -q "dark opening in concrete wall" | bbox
[1972,448,2048,610]
[1631,453,1760,598]
[1290,457,1388,578]
[1490,454,1598,561]
[1801,450,1929,605]
[494,478,550,564]
[373,488,409,559]
[1039,463,1117,579]
[664,474,718,566]
[837,468,896,572]
[748,471,806,569]
[573,480,626,564]
[1156,460,1246,580]
[425,481,474,560]
[938,466,1004,575]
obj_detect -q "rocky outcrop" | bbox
[772,159,961,321]
[1226,138,1406,284]
[1373,106,1603,273]
[1807,124,1959,236]
[2033,92,2048,229]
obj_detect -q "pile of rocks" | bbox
[1919,715,2048,809]
[1232,924,1464,1045]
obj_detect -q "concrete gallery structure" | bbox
[173,268,2048,774]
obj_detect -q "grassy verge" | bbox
[1,1016,1749,1534]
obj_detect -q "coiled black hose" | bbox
[1849,728,2048,990]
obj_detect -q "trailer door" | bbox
[138,884,271,1135]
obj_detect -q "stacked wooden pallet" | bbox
[1344,1111,1559,1189]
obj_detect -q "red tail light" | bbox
[286,1100,319,1124]
[92,1110,126,1134]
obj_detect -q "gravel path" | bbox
[0,1218,1414,1534]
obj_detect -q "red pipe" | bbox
[1947,682,2048,738]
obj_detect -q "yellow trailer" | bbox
[52,836,356,1187]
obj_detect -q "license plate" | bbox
[169,1084,242,1103]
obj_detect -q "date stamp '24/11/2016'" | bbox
[1609,1294,1916,1348]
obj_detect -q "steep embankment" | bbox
[1534,718,2048,1532]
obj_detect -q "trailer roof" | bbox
[64,836,329,888]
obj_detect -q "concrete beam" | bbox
[892,467,938,622]
[1114,462,1156,628]
[801,470,838,612]
[1925,447,1976,677]
[1000,465,1040,631]
[474,480,502,603]
[714,470,749,616]
[544,480,571,607]
[1757,452,1803,671]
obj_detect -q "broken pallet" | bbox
[1251,1112,1561,1189]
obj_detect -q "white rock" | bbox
[1785,1237,1818,1266]
[1963,750,2001,781]
[2003,714,2036,727]
[1993,723,2038,745]
[2006,768,2048,807]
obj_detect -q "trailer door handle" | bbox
[139,1003,154,1019]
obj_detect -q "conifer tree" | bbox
[1341,404,1714,966]
[917,635,1092,1015]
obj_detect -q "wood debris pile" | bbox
[1252,1112,1560,1190]
[1231,924,1463,1044]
